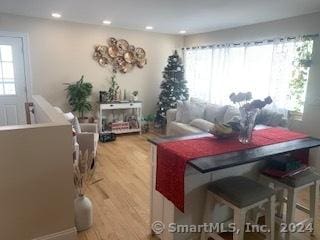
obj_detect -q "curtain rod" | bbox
[181,33,319,50]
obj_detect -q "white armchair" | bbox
[77,123,99,158]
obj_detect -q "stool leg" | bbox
[233,208,246,240]
[285,188,296,240]
[201,193,215,240]
[276,189,285,220]
[265,195,275,240]
[310,181,319,236]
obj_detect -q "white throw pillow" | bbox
[204,104,227,123]
[54,106,64,114]
[176,101,205,124]
[223,106,240,123]
[190,97,207,108]
[72,117,82,133]
[63,112,75,122]
[190,119,214,132]
[63,112,82,133]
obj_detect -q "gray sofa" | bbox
[166,98,287,136]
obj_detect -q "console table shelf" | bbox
[99,102,142,134]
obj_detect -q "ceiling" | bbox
[0,0,320,34]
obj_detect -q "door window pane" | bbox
[3,78,14,82]
[0,45,13,61]
[4,83,16,95]
[2,62,14,78]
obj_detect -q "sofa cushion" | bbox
[190,97,207,107]
[167,122,203,136]
[255,109,287,127]
[190,119,214,132]
[223,106,240,123]
[176,101,205,124]
[204,104,227,123]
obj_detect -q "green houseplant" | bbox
[65,75,93,122]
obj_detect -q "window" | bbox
[0,45,16,95]
[184,37,314,114]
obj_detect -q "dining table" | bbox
[149,128,320,240]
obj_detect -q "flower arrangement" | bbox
[229,92,273,111]
[229,92,273,144]
[74,151,96,197]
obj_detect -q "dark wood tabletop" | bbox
[148,134,320,173]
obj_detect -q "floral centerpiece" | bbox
[229,92,273,144]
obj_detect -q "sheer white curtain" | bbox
[184,39,300,113]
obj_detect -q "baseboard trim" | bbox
[33,227,77,240]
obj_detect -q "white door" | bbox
[0,36,27,125]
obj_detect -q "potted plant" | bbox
[142,114,155,133]
[65,75,93,123]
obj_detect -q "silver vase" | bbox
[238,107,259,144]
[74,195,93,231]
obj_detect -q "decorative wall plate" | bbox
[98,57,109,67]
[108,46,119,58]
[117,39,129,54]
[128,45,135,52]
[137,59,147,68]
[108,37,117,46]
[124,51,135,64]
[135,48,146,60]
[93,37,147,73]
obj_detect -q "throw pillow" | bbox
[204,104,228,123]
[63,112,75,122]
[256,109,287,127]
[190,119,214,132]
[190,97,207,108]
[53,106,64,114]
[176,101,184,122]
[72,117,82,133]
[223,106,240,123]
[176,101,205,124]
[63,112,82,133]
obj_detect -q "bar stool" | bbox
[260,169,320,240]
[201,176,275,240]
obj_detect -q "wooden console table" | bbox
[99,102,142,134]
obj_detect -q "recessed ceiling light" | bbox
[179,30,187,34]
[51,13,62,18]
[102,20,112,25]
[145,26,153,30]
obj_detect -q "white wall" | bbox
[185,12,320,167]
[0,13,183,116]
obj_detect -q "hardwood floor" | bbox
[77,133,155,240]
[78,133,320,240]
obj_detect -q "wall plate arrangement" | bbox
[93,37,147,73]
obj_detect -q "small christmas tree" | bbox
[155,51,189,127]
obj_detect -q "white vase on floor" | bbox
[74,195,93,231]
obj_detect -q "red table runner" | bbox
[156,128,308,212]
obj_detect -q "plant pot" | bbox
[78,117,89,123]
[74,195,93,231]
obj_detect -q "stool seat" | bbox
[208,176,274,208]
[274,169,320,187]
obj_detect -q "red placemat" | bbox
[156,128,308,212]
